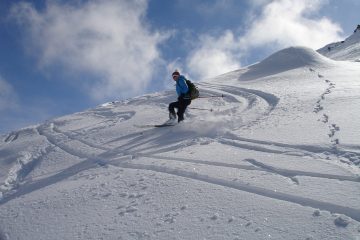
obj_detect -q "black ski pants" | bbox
[169,97,191,122]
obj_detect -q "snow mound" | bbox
[239,46,333,81]
[260,46,333,67]
[318,26,360,61]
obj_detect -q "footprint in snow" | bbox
[321,114,329,123]
[334,215,350,227]
[102,193,111,198]
[210,213,219,220]
[313,209,321,217]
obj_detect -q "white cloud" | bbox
[240,0,343,50]
[11,0,169,100]
[0,76,18,111]
[185,0,343,79]
[186,31,241,80]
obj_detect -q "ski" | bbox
[134,123,177,128]
[197,94,225,99]
[154,123,177,127]
[188,107,213,112]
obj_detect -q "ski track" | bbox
[4,132,19,143]
[135,154,360,183]
[107,159,360,223]
[220,133,335,159]
[191,82,281,132]
[244,158,360,183]
[0,127,54,199]
[2,117,114,197]
[37,123,106,159]
[220,135,357,162]
[51,124,110,151]
[52,110,135,136]
[198,82,279,114]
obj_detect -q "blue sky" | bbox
[0,0,359,134]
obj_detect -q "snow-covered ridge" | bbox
[1,40,360,239]
[318,25,360,62]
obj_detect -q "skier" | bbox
[168,70,191,123]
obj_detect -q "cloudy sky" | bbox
[0,0,359,133]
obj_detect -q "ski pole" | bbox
[197,94,225,99]
[189,107,213,112]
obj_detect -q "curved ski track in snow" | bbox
[198,82,279,123]
[133,154,360,183]
[108,159,360,222]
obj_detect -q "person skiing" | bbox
[168,70,191,123]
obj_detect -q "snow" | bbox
[318,26,360,62]
[1,41,360,239]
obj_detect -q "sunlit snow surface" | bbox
[1,46,360,240]
[318,28,360,62]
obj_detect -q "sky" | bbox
[0,0,359,134]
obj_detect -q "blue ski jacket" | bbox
[176,75,190,98]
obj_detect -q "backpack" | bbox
[185,79,199,100]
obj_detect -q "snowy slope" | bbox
[1,45,360,239]
[318,25,360,62]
